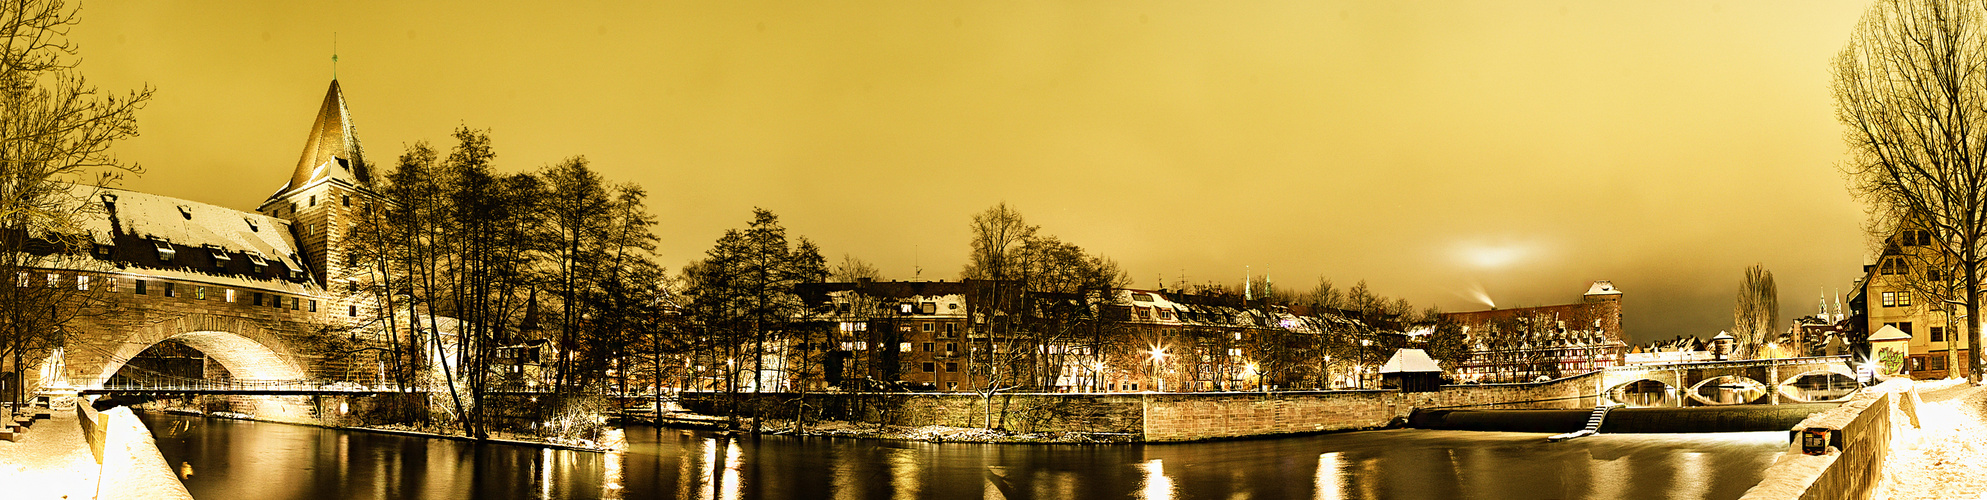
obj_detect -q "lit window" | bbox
[1899,292,1912,307]
[899,342,912,352]
[225,289,235,302]
[1882,292,1895,307]
[900,303,914,314]
[196,287,205,300]
[75,275,88,291]
[46,273,58,287]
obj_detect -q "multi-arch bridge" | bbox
[1596,356,1857,407]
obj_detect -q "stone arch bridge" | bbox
[1597,356,1855,407]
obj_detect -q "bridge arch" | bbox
[1776,367,1859,403]
[1686,375,1770,405]
[1604,378,1679,407]
[82,313,309,388]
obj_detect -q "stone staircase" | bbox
[1548,403,1623,442]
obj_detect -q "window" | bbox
[923,343,934,352]
[163,282,175,297]
[292,297,300,310]
[74,275,87,291]
[342,195,350,207]
[309,299,317,312]
[1883,292,1896,307]
[945,343,957,353]
[153,240,175,262]
[922,363,935,373]
[899,303,914,314]
[205,245,231,267]
[310,195,317,206]
[254,293,264,306]
[1932,327,1946,342]
[195,287,205,300]
[135,280,146,295]
[1135,307,1151,320]
[1158,308,1175,321]
[899,342,912,352]
[920,302,936,314]
[102,277,113,293]
[1132,292,1152,302]
[1899,292,1913,307]
[246,252,267,274]
[13,272,21,287]
[1910,356,1926,372]
[225,289,235,302]
[1931,356,1948,371]
[45,273,57,288]
[922,322,932,332]
[947,382,957,390]
[945,362,958,372]
[349,305,358,317]
[245,218,259,232]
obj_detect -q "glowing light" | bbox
[1315,453,1343,500]
[1138,459,1175,500]
[1460,243,1528,269]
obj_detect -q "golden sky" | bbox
[72,1,1872,342]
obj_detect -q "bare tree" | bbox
[0,0,149,404]
[1835,0,1987,382]
[1732,264,1779,360]
[828,254,881,283]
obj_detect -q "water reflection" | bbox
[139,413,1788,500]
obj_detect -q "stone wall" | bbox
[679,372,1603,441]
[1740,379,1906,500]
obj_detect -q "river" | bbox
[136,413,1787,499]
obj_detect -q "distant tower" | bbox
[1582,280,1624,340]
[256,80,378,288]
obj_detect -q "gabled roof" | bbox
[1380,348,1442,373]
[1869,325,1912,342]
[1585,280,1621,296]
[272,80,369,200]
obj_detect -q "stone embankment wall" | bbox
[1740,379,1913,500]
[681,372,1601,442]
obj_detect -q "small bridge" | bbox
[1598,356,1855,407]
[78,380,416,396]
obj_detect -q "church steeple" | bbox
[272,79,369,201]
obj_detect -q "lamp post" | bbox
[1148,347,1168,392]
[1359,339,1371,390]
[1323,355,1332,389]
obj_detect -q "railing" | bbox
[79,380,416,395]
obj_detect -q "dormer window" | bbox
[899,303,914,315]
[176,205,192,220]
[204,245,230,266]
[92,243,112,257]
[245,218,259,232]
[152,240,175,262]
[245,252,268,274]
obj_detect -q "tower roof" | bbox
[1584,280,1621,296]
[271,80,369,200]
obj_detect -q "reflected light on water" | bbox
[1316,452,1343,500]
[540,448,554,500]
[602,450,624,499]
[1670,452,1709,500]
[1139,459,1175,500]
[889,448,921,500]
[721,438,743,500]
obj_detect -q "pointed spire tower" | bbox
[258,80,379,288]
[273,80,370,200]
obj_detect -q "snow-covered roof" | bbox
[1380,348,1442,373]
[32,184,319,293]
[1869,325,1913,342]
[1584,280,1621,296]
[273,79,370,200]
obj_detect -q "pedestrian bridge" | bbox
[1598,356,1856,407]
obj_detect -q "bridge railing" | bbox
[79,379,415,393]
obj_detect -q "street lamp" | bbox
[1359,339,1372,390]
[1323,355,1333,389]
[1148,347,1168,392]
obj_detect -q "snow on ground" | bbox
[1878,379,1987,500]
[0,398,192,500]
